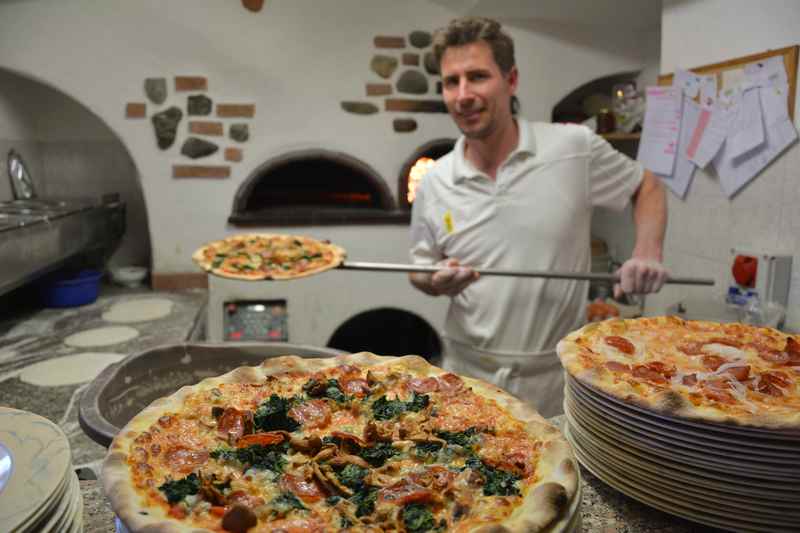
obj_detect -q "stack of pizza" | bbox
[557,316,800,532]
[103,353,583,532]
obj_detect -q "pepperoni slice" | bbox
[408,466,456,491]
[785,337,800,355]
[236,431,285,448]
[725,365,751,381]
[217,407,252,441]
[605,336,635,355]
[682,374,698,386]
[407,377,440,393]
[701,355,726,371]
[700,380,736,404]
[163,447,209,474]
[706,337,742,348]
[280,474,325,502]
[643,361,676,379]
[605,361,631,373]
[377,479,435,506]
[677,341,705,355]
[437,373,465,394]
[288,400,331,429]
[757,348,790,365]
[632,365,667,385]
[340,377,371,397]
[761,371,791,388]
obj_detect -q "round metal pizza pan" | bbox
[569,375,800,450]
[572,374,800,440]
[570,378,800,469]
[565,399,800,515]
[566,423,799,533]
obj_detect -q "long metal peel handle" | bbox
[339,261,715,286]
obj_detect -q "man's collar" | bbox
[452,118,536,184]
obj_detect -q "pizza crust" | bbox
[103,353,580,533]
[557,317,800,431]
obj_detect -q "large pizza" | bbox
[557,316,800,429]
[192,234,346,280]
[103,353,579,532]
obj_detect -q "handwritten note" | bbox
[636,86,683,175]
[658,96,700,199]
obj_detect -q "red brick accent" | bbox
[374,36,405,48]
[189,121,224,136]
[366,83,392,96]
[175,76,207,91]
[125,102,146,118]
[402,53,420,66]
[217,104,256,118]
[385,98,447,113]
[173,165,231,178]
[152,272,208,290]
[225,147,243,162]
[241,0,264,12]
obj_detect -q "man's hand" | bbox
[431,258,479,296]
[614,258,669,299]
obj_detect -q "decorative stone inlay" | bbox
[151,106,183,149]
[402,53,420,66]
[393,118,417,133]
[366,83,392,96]
[217,104,256,118]
[173,165,230,178]
[409,30,432,48]
[175,76,207,91]
[241,0,264,12]
[125,102,146,118]
[181,137,219,159]
[188,94,213,115]
[385,99,447,113]
[225,147,243,162]
[370,55,398,79]
[144,78,167,104]
[341,101,379,115]
[424,52,439,75]
[189,121,223,136]
[374,36,405,48]
[396,70,428,94]
[230,123,250,142]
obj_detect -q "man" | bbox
[408,17,668,417]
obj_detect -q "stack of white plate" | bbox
[564,375,800,533]
[0,407,83,533]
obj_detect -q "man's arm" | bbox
[614,169,669,297]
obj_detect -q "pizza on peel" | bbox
[103,353,579,532]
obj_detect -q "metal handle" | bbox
[339,261,714,286]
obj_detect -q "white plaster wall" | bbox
[651,0,800,330]
[0,0,657,275]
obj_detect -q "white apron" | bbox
[442,336,565,418]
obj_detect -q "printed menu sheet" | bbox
[636,86,683,176]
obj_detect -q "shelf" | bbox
[600,132,641,141]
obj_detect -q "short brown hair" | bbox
[432,17,516,75]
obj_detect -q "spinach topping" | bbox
[435,427,480,447]
[210,442,288,473]
[325,495,342,506]
[303,378,348,403]
[402,503,437,533]
[349,486,378,517]
[414,441,443,459]
[158,473,200,504]
[254,394,300,432]
[336,463,369,490]
[358,442,399,467]
[371,392,429,420]
[466,456,521,496]
[270,491,307,517]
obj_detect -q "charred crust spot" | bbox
[655,390,686,413]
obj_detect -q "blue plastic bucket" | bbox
[40,269,103,308]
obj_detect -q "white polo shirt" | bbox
[409,119,644,354]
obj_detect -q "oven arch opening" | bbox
[398,138,455,210]
[229,148,408,226]
[326,307,442,363]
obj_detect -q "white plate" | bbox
[569,378,800,461]
[565,408,800,519]
[569,385,800,478]
[565,423,799,533]
[565,392,800,498]
[0,407,72,533]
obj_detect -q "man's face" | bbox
[440,41,518,140]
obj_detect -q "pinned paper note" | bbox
[658,96,700,199]
[674,69,702,98]
[636,86,683,176]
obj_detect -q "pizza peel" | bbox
[337,261,715,286]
